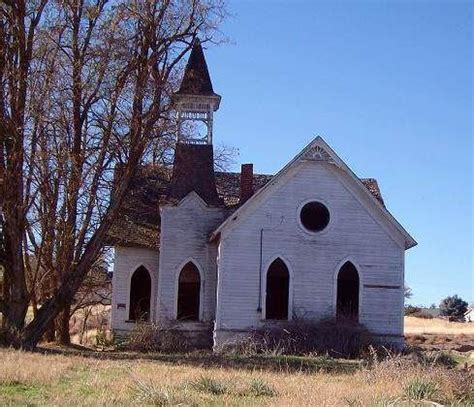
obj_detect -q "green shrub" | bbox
[131,379,181,406]
[439,295,468,322]
[246,379,276,397]
[403,378,438,401]
[404,305,421,316]
[189,376,229,395]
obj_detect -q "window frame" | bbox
[297,198,333,236]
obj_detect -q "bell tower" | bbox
[169,39,222,206]
[173,39,221,144]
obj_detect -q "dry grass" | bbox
[405,316,474,335]
[404,317,474,357]
[0,348,472,405]
[70,305,111,346]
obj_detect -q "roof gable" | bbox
[211,136,417,250]
[176,190,209,209]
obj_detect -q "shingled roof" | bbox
[107,165,384,249]
[174,39,218,97]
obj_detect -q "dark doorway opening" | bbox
[129,266,151,321]
[265,258,290,320]
[337,261,359,321]
[177,262,201,321]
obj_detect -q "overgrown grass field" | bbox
[405,316,474,335]
[1,347,472,405]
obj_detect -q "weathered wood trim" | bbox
[363,284,401,289]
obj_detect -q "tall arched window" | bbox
[177,262,201,321]
[129,266,151,321]
[336,261,359,322]
[265,258,290,320]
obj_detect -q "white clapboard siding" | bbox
[215,160,405,343]
[111,246,160,332]
[157,193,227,324]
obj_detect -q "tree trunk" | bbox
[56,301,71,345]
[43,319,55,343]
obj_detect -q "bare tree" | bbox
[0,0,226,349]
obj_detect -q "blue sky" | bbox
[204,0,473,306]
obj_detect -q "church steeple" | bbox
[169,39,222,206]
[173,39,221,144]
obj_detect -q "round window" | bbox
[300,201,330,232]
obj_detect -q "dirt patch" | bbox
[406,333,474,352]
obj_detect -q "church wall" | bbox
[215,161,405,348]
[111,246,159,333]
[157,194,228,326]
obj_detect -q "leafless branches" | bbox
[0,0,226,348]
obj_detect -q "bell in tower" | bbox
[172,39,221,144]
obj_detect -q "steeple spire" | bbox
[173,38,221,144]
[175,38,217,97]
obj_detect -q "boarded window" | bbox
[129,266,151,321]
[265,258,290,320]
[177,262,200,321]
[337,261,359,321]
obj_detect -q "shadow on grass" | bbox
[36,345,361,374]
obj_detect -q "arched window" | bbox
[265,258,290,320]
[177,262,201,321]
[129,266,151,321]
[337,261,359,322]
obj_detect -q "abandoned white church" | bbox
[109,40,417,349]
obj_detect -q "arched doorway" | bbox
[265,258,290,320]
[129,266,151,321]
[177,262,201,321]
[336,261,359,321]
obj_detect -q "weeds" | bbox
[403,378,438,401]
[344,397,363,406]
[124,323,190,353]
[0,347,472,405]
[187,376,276,399]
[226,318,376,358]
[131,378,186,406]
[246,378,276,397]
[189,376,229,395]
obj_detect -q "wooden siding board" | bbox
[157,194,227,324]
[111,247,160,332]
[216,162,405,338]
